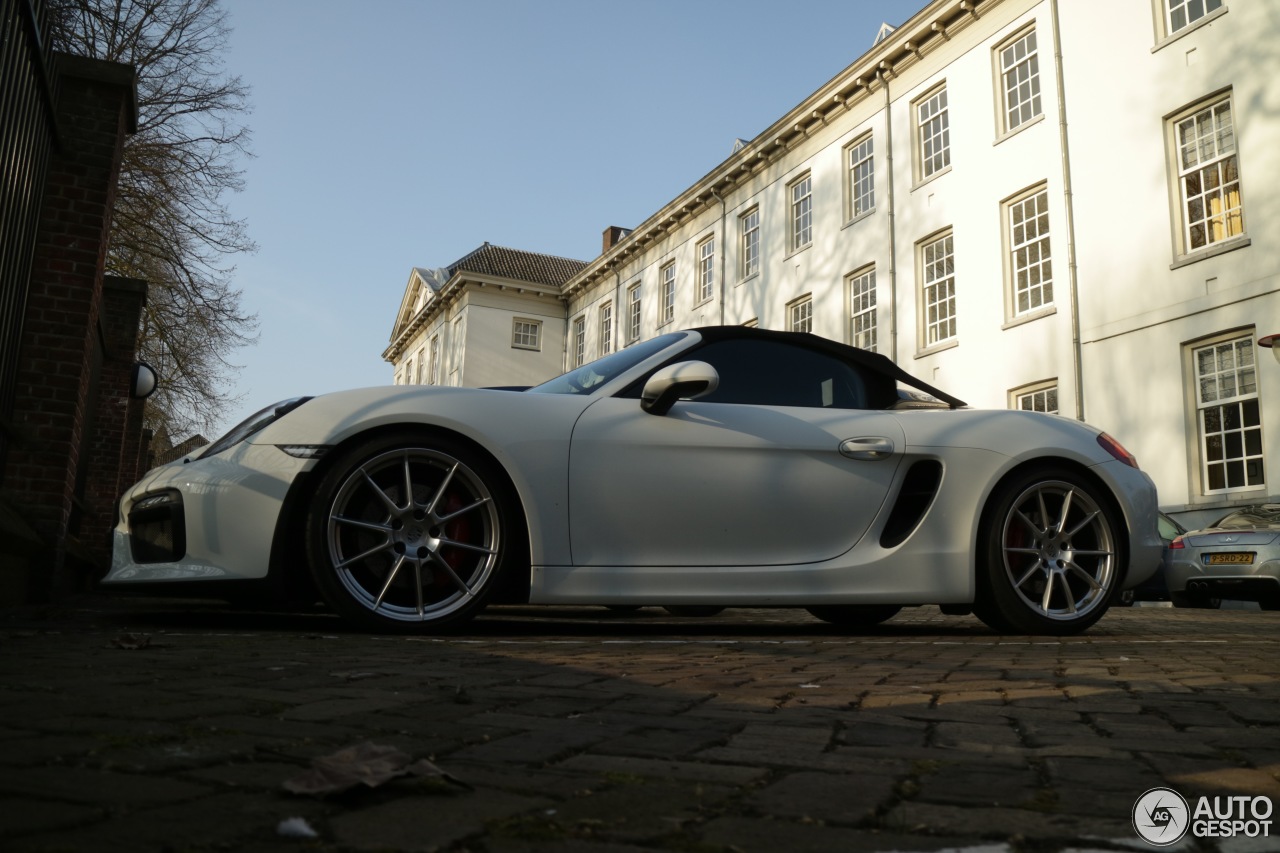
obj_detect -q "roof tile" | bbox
[448,243,587,287]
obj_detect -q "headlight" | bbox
[277,445,330,459]
[199,397,312,458]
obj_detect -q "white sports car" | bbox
[105,327,1161,635]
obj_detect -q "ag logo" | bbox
[1134,787,1190,845]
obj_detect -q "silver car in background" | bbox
[1165,504,1280,610]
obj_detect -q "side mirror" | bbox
[640,361,719,416]
[130,362,158,399]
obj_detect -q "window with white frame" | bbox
[917,85,951,180]
[1006,185,1052,316]
[627,283,642,343]
[998,28,1041,134]
[846,133,874,220]
[743,318,758,328]
[428,336,440,385]
[599,302,613,354]
[921,232,956,346]
[573,316,586,367]
[697,237,715,304]
[1167,0,1223,35]
[660,262,676,325]
[790,174,812,251]
[1193,335,1265,493]
[740,208,760,279]
[848,267,877,352]
[416,347,426,384]
[512,318,541,350]
[403,357,414,386]
[1172,94,1244,254]
[789,295,812,333]
[1014,383,1058,414]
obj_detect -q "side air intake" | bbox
[880,460,943,549]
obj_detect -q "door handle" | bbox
[839,436,895,461]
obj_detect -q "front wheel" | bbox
[305,433,515,632]
[975,468,1122,635]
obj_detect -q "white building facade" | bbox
[385,245,586,390]
[389,0,1278,527]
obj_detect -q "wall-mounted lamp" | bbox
[1259,333,1280,366]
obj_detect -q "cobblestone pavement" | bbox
[1,597,1278,853]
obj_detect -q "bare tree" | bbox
[49,0,257,436]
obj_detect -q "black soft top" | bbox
[689,326,967,410]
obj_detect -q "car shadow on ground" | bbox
[3,593,1186,640]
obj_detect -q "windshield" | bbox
[529,332,687,395]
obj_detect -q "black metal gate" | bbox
[0,0,59,478]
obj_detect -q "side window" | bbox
[684,339,885,409]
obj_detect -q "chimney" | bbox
[602,225,632,254]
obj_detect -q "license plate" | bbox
[1205,553,1254,565]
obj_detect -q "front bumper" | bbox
[104,442,313,585]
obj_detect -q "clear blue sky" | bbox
[213,0,922,437]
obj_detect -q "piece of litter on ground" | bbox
[328,671,380,681]
[276,816,318,838]
[111,632,151,650]
[283,742,470,796]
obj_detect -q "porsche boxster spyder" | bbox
[105,326,1162,635]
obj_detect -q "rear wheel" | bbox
[806,605,902,628]
[975,467,1121,635]
[305,433,515,632]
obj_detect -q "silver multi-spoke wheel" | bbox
[1000,480,1115,621]
[978,468,1122,635]
[309,439,506,629]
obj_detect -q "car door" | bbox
[567,338,906,567]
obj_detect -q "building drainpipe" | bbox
[1051,0,1085,421]
[563,309,570,373]
[615,270,623,343]
[878,69,899,362]
[710,188,728,325]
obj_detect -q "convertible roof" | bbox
[690,326,968,409]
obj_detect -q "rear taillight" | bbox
[1097,433,1138,468]
[1168,536,1185,550]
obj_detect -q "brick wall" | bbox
[1,54,138,602]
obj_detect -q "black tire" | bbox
[805,605,902,628]
[662,605,726,617]
[974,467,1122,635]
[305,432,517,632]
